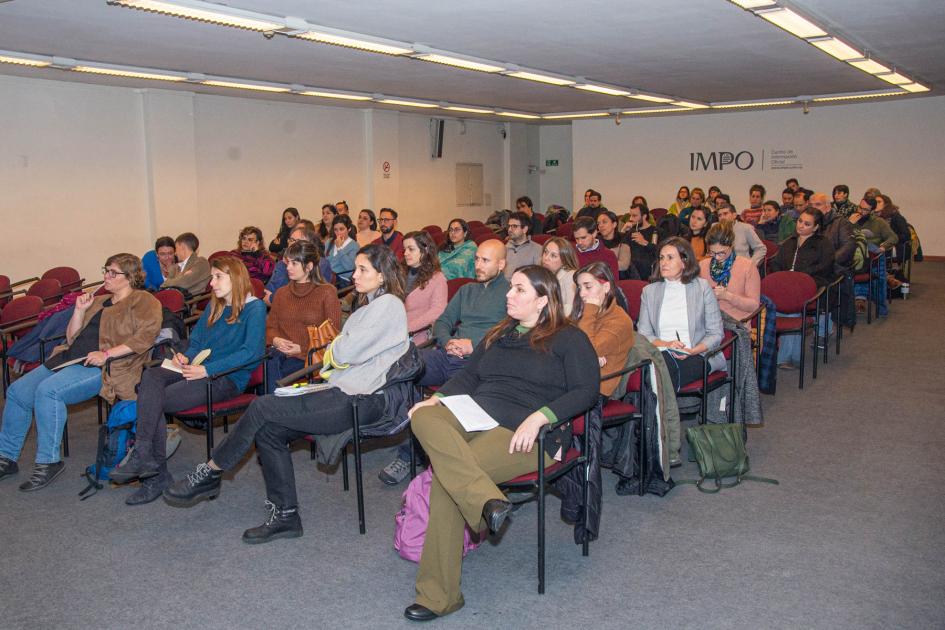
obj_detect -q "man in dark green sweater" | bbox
[379,239,509,485]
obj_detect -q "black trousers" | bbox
[662,353,707,392]
[136,367,239,473]
[210,388,385,508]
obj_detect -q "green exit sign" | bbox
[545,159,559,167]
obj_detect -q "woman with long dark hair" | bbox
[163,245,409,543]
[540,236,580,316]
[110,256,266,503]
[596,210,634,279]
[437,218,477,280]
[318,203,338,244]
[232,225,276,282]
[686,207,713,261]
[356,208,381,247]
[403,231,447,344]
[402,265,598,621]
[326,214,358,287]
[264,241,341,393]
[269,207,300,255]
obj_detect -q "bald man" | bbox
[379,240,511,484]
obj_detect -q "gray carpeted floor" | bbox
[2,264,943,630]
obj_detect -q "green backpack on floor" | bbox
[680,423,778,494]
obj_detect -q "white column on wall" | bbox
[538,124,573,213]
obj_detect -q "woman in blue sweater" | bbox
[326,214,359,287]
[163,245,410,544]
[109,256,266,505]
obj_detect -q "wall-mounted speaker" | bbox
[430,118,445,159]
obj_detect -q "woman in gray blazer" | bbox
[637,237,725,391]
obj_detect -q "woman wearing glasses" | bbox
[437,218,477,280]
[698,223,760,323]
[232,226,276,283]
[0,255,162,492]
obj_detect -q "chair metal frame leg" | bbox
[536,432,546,595]
[351,399,366,535]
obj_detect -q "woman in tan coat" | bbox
[572,262,635,396]
[0,253,161,492]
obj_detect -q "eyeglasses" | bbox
[102,267,127,278]
[378,218,396,223]
[448,227,464,233]
[708,250,731,259]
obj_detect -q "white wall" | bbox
[573,96,945,255]
[0,74,512,283]
[538,125,573,213]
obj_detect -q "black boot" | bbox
[162,463,222,507]
[126,469,173,506]
[242,501,303,544]
[0,456,18,482]
[109,449,159,484]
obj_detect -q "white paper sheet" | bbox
[439,395,499,432]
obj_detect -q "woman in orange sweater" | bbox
[265,241,342,392]
[572,262,635,396]
[698,222,760,323]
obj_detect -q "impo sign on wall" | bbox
[689,149,803,172]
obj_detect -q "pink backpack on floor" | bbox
[394,467,483,562]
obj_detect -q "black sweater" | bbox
[770,233,836,287]
[438,324,599,458]
[628,225,658,280]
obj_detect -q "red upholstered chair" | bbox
[472,232,495,245]
[601,358,652,496]
[421,225,443,238]
[531,234,551,246]
[498,411,592,594]
[534,213,545,227]
[446,277,476,301]
[761,271,825,389]
[170,358,268,459]
[250,278,266,300]
[616,279,647,325]
[26,278,64,306]
[1,295,44,397]
[555,221,574,241]
[42,267,83,293]
[677,330,738,424]
[431,232,447,248]
[208,250,234,263]
[651,208,668,223]
[466,220,487,231]
[0,275,11,309]
[154,289,185,317]
[761,240,779,277]
[852,252,881,325]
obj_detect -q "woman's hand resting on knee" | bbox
[509,411,549,454]
[408,397,441,419]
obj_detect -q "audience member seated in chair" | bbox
[402,265,599,622]
[0,254,162,492]
[378,239,509,486]
[231,226,276,283]
[620,202,659,280]
[403,231,447,346]
[268,207,300,257]
[572,216,619,281]
[264,242,341,393]
[162,245,409,543]
[503,211,542,280]
[374,207,405,260]
[142,236,176,291]
[699,223,761,324]
[540,236,580,317]
[572,262,634,397]
[437,219,477,281]
[769,208,836,368]
[596,211,635,279]
[161,232,211,297]
[356,208,381,248]
[110,256,266,505]
[263,226,333,305]
[686,207,713,261]
[317,204,338,246]
[715,203,767,267]
[326,215,359,288]
[637,237,724,462]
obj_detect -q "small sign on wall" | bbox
[382,160,392,179]
[545,159,559,167]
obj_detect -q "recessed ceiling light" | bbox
[295,31,412,55]
[497,111,541,119]
[755,7,827,39]
[847,58,891,75]
[574,84,630,97]
[542,112,609,119]
[203,80,290,93]
[622,108,689,114]
[900,83,930,93]
[414,53,504,73]
[0,53,51,67]
[712,100,794,108]
[808,37,862,61]
[74,65,187,81]
[672,100,710,109]
[110,0,284,32]
[876,71,912,85]
[378,98,438,108]
[504,71,575,86]
[730,0,776,8]
[443,105,494,114]
[627,94,674,104]
[300,90,372,101]
[813,91,903,102]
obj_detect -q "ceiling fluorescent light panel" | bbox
[505,70,575,86]
[574,84,630,96]
[295,31,412,55]
[900,83,930,93]
[756,8,827,39]
[848,58,891,75]
[731,0,776,8]
[627,94,674,103]
[808,37,862,61]
[111,0,285,32]
[203,79,289,93]
[876,71,911,85]
[414,53,504,73]
[301,90,372,101]
[0,53,51,67]
[74,65,187,81]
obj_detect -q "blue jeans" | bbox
[264,351,305,395]
[0,364,102,464]
[777,313,833,365]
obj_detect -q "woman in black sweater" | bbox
[769,208,836,286]
[403,265,599,622]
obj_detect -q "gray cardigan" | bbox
[637,278,726,373]
[324,292,409,395]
